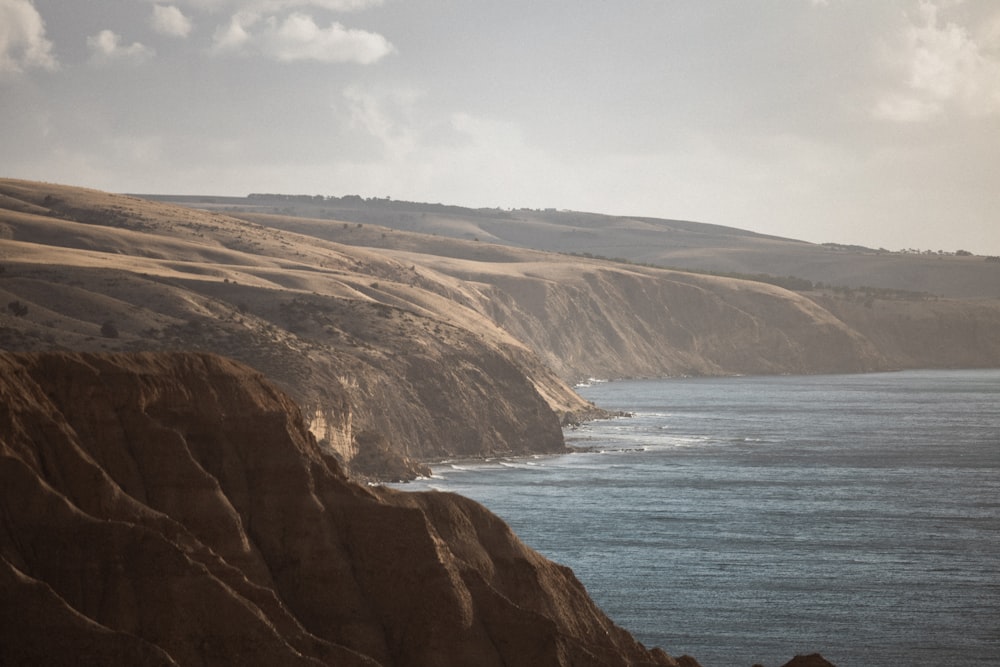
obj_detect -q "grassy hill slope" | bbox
[3,180,999,478]
[150,193,1000,299]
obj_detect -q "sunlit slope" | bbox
[163,194,1000,299]
[227,209,1000,380]
[2,179,999,480]
[0,179,587,478]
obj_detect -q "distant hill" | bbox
[3,179,1000,479]
[145,193,1000,299]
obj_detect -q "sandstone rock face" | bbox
[0,351,690,667]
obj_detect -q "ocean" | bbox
[395,369,1000,666]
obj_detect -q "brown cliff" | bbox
[0,351,691,666]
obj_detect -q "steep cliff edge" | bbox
[231,207,1000,380]
[0,179,590,479]
[412,261,888,381]
[0,351,692,667]
[3,179,998,483]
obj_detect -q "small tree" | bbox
[100,320,120,338]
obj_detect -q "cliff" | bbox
[0,179,588,480]
[2,179,998,483]
[408,262,888,381]
[0,351,693,666]
[234,209,1000,381]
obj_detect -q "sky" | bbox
[2,1,999,254]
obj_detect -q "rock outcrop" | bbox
[0,351,691,666]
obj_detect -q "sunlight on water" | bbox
[396,370,1000,666]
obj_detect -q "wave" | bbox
[498,460,542,469]
[592,446,647,454]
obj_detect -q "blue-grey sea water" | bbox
[397,370,1000,667]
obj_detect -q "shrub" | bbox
[100,320,119,338]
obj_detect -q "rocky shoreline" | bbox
[3,180,998,483]
[0,351,837,666]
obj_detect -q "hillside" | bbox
[0,351,695,666]
[0,180,588,479]
[2,179,1000,479]
[212,210,1000,381]
[150,193,1000,299]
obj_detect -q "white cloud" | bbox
[874,1,1000,121]
[261,12,393,63]
[87,29,155,65]
[152,4,193,38]
[213,11,393,64]
[0,0,58,73]
[211,11,258,53]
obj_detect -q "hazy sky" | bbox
[3,1,999,254]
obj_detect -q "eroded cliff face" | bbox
[811,294,1000,370]
[0,179,591,480]
[0,351,691,667]
[3,179,997,486]
[448,266,888,381]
